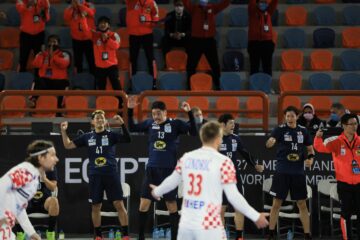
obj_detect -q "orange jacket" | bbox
[33,49,70,80]
[63,2,96,41]
[16,0,50,35]
[314,133,360,185]
[126,0,159,36]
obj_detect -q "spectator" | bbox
[64,0,96,75]
[327,103,349,128]
[314,114,360,240]
[126,0,159,90]
[248,0,278,76]
[297,103,326,134]
[162,0,191,57]
[81,16,122,94]
[182,0,229,90]
[32,34,70,108]
[189,106,207,133]
[16,0,50,72]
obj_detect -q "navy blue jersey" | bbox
[128,110,196,168]
[219,134,256,173]
[31,168,57,203]
[72,126,131,175]
[270,124,312,174]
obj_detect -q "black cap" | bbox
[97,16,111,25]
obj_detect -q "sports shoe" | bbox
[94,236,103,240]
[46,231,56,240]
[16,232,26,240]
[121,236,130,240]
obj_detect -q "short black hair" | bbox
[151,101,166,110]
[331,103,345,110]
[97,16,111,25]
[47,34,60,44]
[284,106,299,115]
[218,113,234,125]
[341,113,359,125]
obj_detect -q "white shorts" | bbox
[177,227,227,240]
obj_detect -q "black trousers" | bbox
[337,181,360,240]
[186,37,220,90]
[19,31,45,72]
[72,39,96,75]
[247,40,275,76]
[129,34,155,77]
[35,78,69,108]
[161,36,189,56]
[95,65,123,107]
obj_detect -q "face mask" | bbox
[258,2,268,11]
[303,113,314,121]
[199,0,208,7]
[195,116,203,124]
[175,6,184,14]
[330,113,340,122]
[52,45,59,50]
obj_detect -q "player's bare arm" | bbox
[60,121,76,149]
[266,137,276,148]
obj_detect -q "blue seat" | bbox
[249,73,272,94]
[343,5,360,25]
[339,73,360,90]
[222,51,244,71]
[216,11,223,27]
[220,72,244,91]
[70,73,95,90]
[135,50,163,71]
[283,28,306,48]
[6,7,20,26]
[271,9,279,26]
[313,6,336,26]
[46,7,57,26]
[340,50,360,71]
[309,73,332,90]
[118,7,127,27]
[158,72,186,90]
[0,73,5,91]
[57,28,72,49]
[131,72,153,94]
[153,28,164,48]
[95,7,112,23]
[313,28,335,48]
[286,0,306,3]
[9,72,34,90]
[229,7,248,27]
[226,29,247,49]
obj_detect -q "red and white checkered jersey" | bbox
[175,146,237,230]
[0,162,39,235]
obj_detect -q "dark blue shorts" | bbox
[270,172,307,201]
[89,174,124,204]
[222,178,244,206]
[27,190,51,213]
[141,167,178,201]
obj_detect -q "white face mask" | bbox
[175,6,184,14]
[195,116,203,124]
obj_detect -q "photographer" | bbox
[32,35,70,107]
[64,0,96,75]
[16,0,50,72]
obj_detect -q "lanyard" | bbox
[138,0,146,13]
[343,137,357,160]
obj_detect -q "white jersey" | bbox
[175,146,237,230]
[0,162,39,240]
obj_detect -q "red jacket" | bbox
[126,0,159,36]
[16,0,50,35]
[63,2,96,41]
[182,0,229,38]
[33,49,70,80]
[314,133,360,185]
[248,0,278,41]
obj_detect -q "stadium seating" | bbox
[285,6,307,26]
[309,73,332,90]
[342,27,360,48]
[6,7,20,26]
[283,28,306,49]
[95,96,119,118]
[131,72,154,94]
[249,73,272,94]
[70,73,95,90]
[1,96,27,118]
[343,5,360,25]
[246,97,263,119]
[186,96,210,118]
[219,72,243,91]
[8,72,34,90]
[339,73,360,90]
[309,96,332,118]
[0,27,20,49]
[0,50,14,71]
[313,6,336,26]
[117,28,129,48]
[64,96,89,118]
[196,55,211,71]
[32,96,58,118]
[222,51,244,72]
[226,29,248,49]
[313,28,335,48]
[282,96,302,111]
[340,96,360,114]
[281,50,303,71]
[340,50,360,71]
[229,7,248,27]
[165,50,187,71]
[279,72,302,93]
[158,72,187,90]
[157,96,179,118]
[190,73,213,91]
[95,7,113,23]
[215,97,240,118]
[117,50,130,71]
[310,50,333,71]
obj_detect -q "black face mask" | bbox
[97,27,109,33]
[49,45,59,50]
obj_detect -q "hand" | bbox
[181,101,191,112]
[60,121,68,131]
[255,164,264,173]
[0,11,7,19]
[101,33,108,41]
[174,32,181,40]
[30,233,41,240]
[149,184,161,201]
[315,129,323,138]
[113,115,124,125]
[266,137,276,148]
[255,213,269,229]
[304,158,313,168]
[127,96,138,109]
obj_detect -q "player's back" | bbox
[177,146,234,230]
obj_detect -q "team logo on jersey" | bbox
[154,140,166,150]
[232,143,237,152]
[297,134,303,143]
[164,123,172,133]
[219,143,226,151]
[152,124,160,130]
[95,157,107,166]
[284,134,292,142]
[102,136,109,146]
[33,191,44,200]
[287,153,299,161]
[88,137,96,146]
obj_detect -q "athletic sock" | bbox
[235,230,243,239]
[138,211,148,240]
[169,212,179,240]
[48,216,57,232]
[121,225,129,237]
